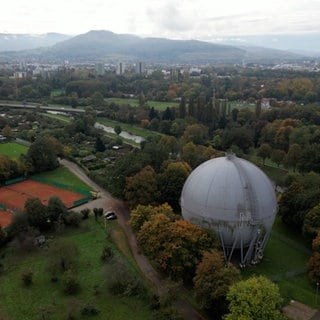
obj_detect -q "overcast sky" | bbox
[1,0,320,39]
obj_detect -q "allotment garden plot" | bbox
[0,179,90,228]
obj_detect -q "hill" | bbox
[46,30,246,63]
[0,30,305,64]
[0,33,71,52]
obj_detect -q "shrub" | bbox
[93,208,103,220]
[21,269,33,287]
[64,211,81,227]
[81,208,90,220]
[80,303,100,316]
[100,244,114,262]
[62,270,80,295]
[105,257,146,297]
[64,298,81,320]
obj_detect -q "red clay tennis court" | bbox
[0,179,87,228]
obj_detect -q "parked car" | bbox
[104,211,117,220]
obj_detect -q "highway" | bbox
[0,102,85,114]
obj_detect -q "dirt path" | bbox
[61,159,205,320]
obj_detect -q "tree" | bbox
[137,214,217,281]
[46,240,79,281]
[297,144,320,173]
[0,155,12,183]
[256,143,271,164]
[95,136,106,152]
[125,166,160,208]
[303,204,320,238]
[308,232,320,284]
[0,225,7,247]
[27,136,59,173]
[1,124,11,137]
[129,203,175,233]
[114,125,122,135]
[181,124,208,145]
[221,127,253,154]
[278,173,320,229]
[47,196,68,223]
[193,251,240,313]
[284,143,301,171]
[157,161,191,211]
[271,149,286,167]
[308,252,320,284]
[24,197,48,230]
[225,276,284,320]
[178,97,186,118]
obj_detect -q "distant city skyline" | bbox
[1,0,319,40]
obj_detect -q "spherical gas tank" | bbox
[181,154,277,248]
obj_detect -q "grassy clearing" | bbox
[0,142,28,159]
[246,154,289,186]
[0,218,155,320]
[230,101,256,110]
[243,216,317,307]
[50,89,65,97]
[97,117,161,140]
[41,112,72,123]
[105,98,178,111]
[33,166,92,192]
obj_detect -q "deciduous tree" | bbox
[137,214,217,281]
[125,166,159,208]
[256,143,271,164]
[193,251,240,312]
[225,276,284,320]
[157,161,191,211]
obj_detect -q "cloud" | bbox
[147,2,194,33]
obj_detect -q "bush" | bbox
[154,306,183,320]
[100,244,114,262]
[105,257,146,297]
[64,298,81,320]
[21,269,33,287]
[81,208,90,220]
[64,211,81,227]
[62,270,80,295]
[80,303,100,316]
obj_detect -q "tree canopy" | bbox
[225,276,284,320]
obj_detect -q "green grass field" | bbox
[41,112,72,123]
[33,166,92,192]
[243,217,317,307]
[97,117,161,140]
[0,218,155,320]
[0,142,28,159]
[105,98,178,111]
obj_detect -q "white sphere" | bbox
[181,154,277,250]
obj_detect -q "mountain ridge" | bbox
[0,30,307,64]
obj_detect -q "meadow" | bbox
[0,142,28,159]
[244,217,317,308]
[105,97,179,111]
[0,218,155,320]
[97,117,161,140]
[33,166,92,192]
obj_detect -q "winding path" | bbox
[60,159,205,320]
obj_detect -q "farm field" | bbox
[105,97,179,111]
[0,218,155,320]
[0,142,28,159]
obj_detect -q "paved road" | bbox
[61,159,205,320]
